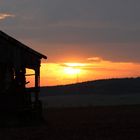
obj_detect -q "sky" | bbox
[0,0,140,86]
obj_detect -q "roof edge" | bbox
[0,31,47,59]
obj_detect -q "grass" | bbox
[0,104,140,139]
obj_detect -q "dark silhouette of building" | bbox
[0,31,47,124]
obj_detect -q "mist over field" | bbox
[40,94,140,108]
[39,78,140,108]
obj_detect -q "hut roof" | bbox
[0,31,47,70]
[0,31,47,59]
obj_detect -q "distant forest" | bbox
[40,77,140,96]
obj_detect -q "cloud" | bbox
[59,63,86,69]
[0,13,15,20]
[48,58,140,78]
[87,57,102,62]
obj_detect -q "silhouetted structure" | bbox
[0,31,47,124]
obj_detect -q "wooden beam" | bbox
[35,67,40,103]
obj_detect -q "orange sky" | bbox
[26,57,140,87]
[1,1,140,87]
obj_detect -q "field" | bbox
[0,105,140,140]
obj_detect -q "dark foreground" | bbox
[1,105,140,140]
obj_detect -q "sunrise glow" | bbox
[64,67,81,75]
[2,1,140,87]
[25,59,140,87]
[63,63,84,75]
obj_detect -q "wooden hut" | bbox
[0,31,47,120]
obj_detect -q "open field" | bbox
[41,93,140,108]
[0,105,140,140]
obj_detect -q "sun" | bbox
[63,63,83,75]
[64,67,81,75]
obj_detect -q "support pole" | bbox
[35,67,40,103]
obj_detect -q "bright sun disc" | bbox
[64,67,81,75]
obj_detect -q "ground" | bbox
[0,105,140,140]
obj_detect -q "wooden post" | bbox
[35,67,40,103]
